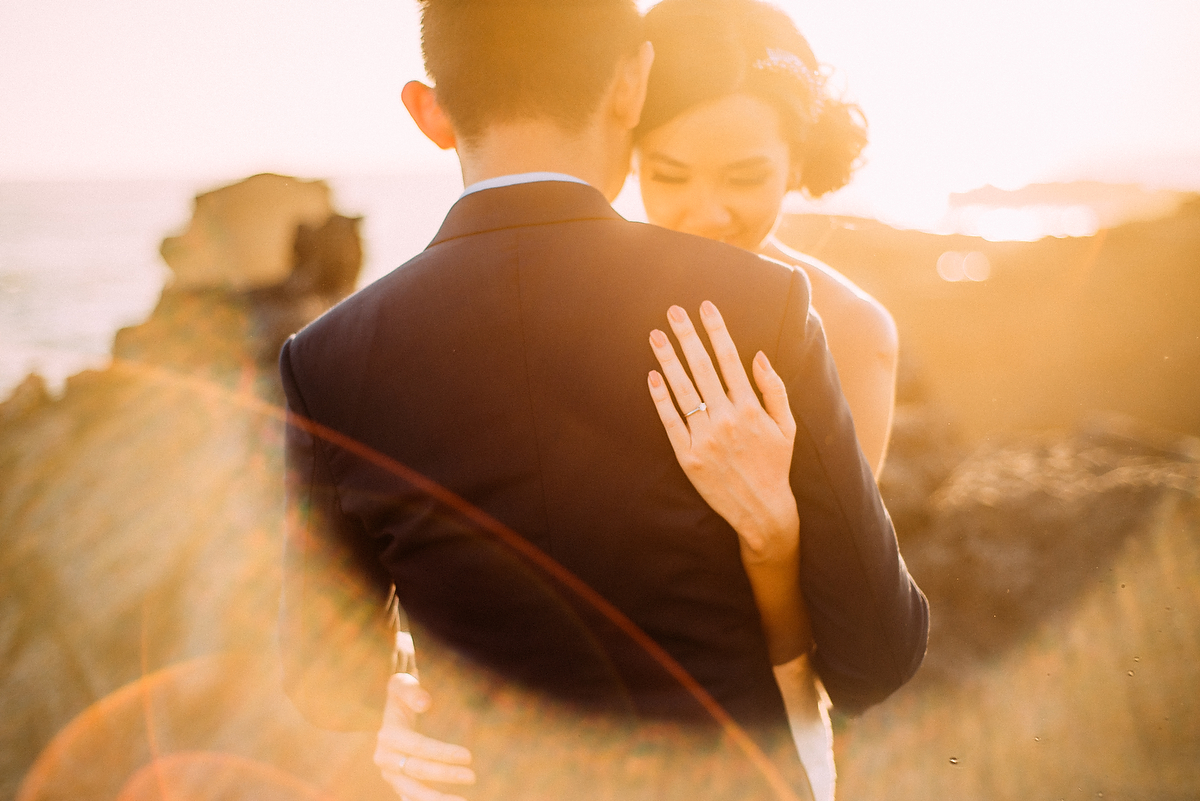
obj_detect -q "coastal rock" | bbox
[947,181,1191,230]
[159,173,334,291]
[246,211,363,366]
[777,195,1200,440]
[0,373,51,428]
[1,175,367,800]
[116,180,362,373]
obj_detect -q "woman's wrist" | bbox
[740,541,811,664]
[736,493,800,565]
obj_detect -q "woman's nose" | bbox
[684,185,733,231]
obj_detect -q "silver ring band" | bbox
[683,402,707,418]
[396,755,409,773]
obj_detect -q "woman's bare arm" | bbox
[647,302,812,665]
[762,239,898,476]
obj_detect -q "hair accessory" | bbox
[750,47,823,124]
[752,48,816,83]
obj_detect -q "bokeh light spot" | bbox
[963,251,991,281]
[937,250,991,282]
[937,250,966,282]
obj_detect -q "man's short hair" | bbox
[419,0,643,141]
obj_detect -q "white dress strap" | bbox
[773,653,836,801]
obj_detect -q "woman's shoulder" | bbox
[760,237,897,345]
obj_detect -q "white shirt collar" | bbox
[459,171,591,198]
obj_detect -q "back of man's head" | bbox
[418,0,643,142]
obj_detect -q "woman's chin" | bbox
[717,234,765,252]
[692,230,759,251]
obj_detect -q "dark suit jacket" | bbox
[278,181,927,783]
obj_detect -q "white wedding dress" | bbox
[773,653,836,801]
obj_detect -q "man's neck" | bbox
[457,118,630,201]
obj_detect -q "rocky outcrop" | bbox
[159,173,337,291]
[0,175,367,800]
[0,374,51,429]
[112,175,363,374]
[947,181,1191,229]
[777,196,1200,440]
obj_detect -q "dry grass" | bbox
[836,493,1200,801]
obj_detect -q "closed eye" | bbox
[649,172,689,185]
[726,172,771,188]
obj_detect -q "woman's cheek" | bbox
[642,186,684,230]
[750,186,787,238]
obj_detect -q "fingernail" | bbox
[701,300,716,317]
[755,350,770,370]
[668,305,686,323]
[649,329,668,347]
[413,692,431,712]
[648,370,662,387]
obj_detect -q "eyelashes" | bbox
[727,174,770,187]
[648,172,772,188]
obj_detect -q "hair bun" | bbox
[798,98,867,198]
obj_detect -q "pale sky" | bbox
[2,0,1199,223]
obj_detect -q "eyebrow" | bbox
[643,153,773,171]
[643,153,689,169]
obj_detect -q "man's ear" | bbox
[401,81,457,150]
[610,41,655,131]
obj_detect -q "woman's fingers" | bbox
[752,351,796,439]
[649,328,706,420]
[648,370,693,453]
[383,672,432,726]
[375,673,475,801]
[378,769,470,801]
[697,301,755,404]
[666,305,729,411]
[376,727,474,767]
[375,745,477,785]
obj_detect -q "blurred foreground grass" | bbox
[837,492,1200,800]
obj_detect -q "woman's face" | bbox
[637,93,792,252]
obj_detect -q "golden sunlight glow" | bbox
[1,0,1198,230]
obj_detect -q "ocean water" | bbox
[0,179,185,398]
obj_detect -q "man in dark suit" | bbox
[278,1,927,798]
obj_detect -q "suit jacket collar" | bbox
[429,181,624,248]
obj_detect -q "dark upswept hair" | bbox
[636,0,867,197]
[418,0,644,142]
